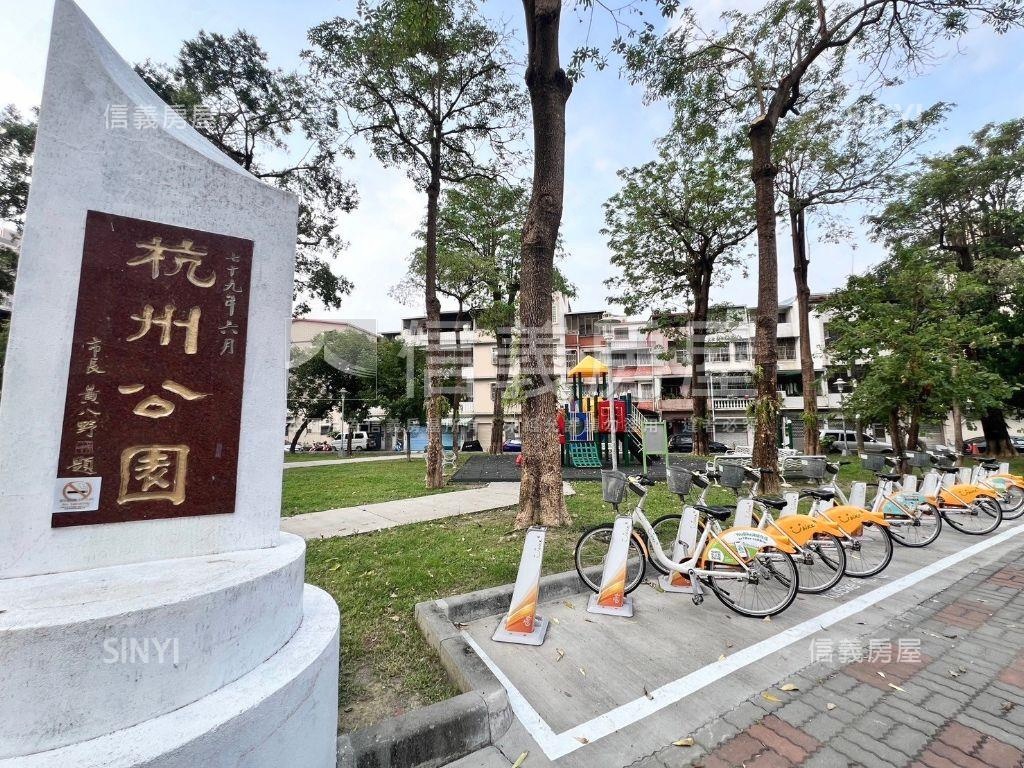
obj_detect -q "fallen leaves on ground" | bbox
[512,752,528,767]
[673,737,695,747]
[762,692,782,703]
[779,683,799,692]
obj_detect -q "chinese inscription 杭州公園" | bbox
[53,211,253,527]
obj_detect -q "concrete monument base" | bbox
[3,586,340,768]
[0,533,340,767]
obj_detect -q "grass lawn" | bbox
[281,456,464,517]
[306,455,1024,730]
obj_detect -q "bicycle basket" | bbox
[601,470,628,505]
[718,463,747,490]
[800,458,827,481]
[906,451,932,469]
[666,466,693,496]
[860,454,886,472]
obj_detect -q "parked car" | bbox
[963,436,1024,455]
[502,438,522,453]
[331,431,369,452]
[820,429,893,455]
[667,434,730,454]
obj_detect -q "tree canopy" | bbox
[137,30,357,313]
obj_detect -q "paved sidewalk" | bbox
[629,554,1024,768]
[281,481,572,539]
[283,453,409,470]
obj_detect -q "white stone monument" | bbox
[0,2,340,766]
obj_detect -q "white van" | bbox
[332,431,369,452]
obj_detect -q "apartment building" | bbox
[397,296,571,448]
[285,318,382,448]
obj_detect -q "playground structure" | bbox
[560,355,669,471]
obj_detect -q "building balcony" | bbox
[658,396,694,413]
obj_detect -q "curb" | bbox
[336,567,593,768]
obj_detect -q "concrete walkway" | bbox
[283,453,410,470]
[281,481,572,539]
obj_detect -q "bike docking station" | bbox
[659,505,700,593]
[587,515,636,617]
[492,525,550,645]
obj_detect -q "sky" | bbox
[2,0,1024,333]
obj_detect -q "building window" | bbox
[674,347,690,364]
[734,341,751,361]
[611,352,628,366]
[778,309,789,324]
[778,338,797,360]
[708,344,731,363]
[639,382,654,399]
[319,422,332,436]
[613,326,629,339]
[565,349,579,370]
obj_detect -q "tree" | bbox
[774,92,947,455]
[308,0,522,490]
[136,30,357,313]
[0,105,36,395]
[287,330,378,451]
[368,337,426,460]
[821,249,1011,461]
[632,0,1023,490]
[603,130,754,455]
[871,119,1024,456]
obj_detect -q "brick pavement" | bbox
[630,555,1024,768]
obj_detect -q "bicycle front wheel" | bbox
[888,503,942,548]
[706,551,799,618]
[942,498,1003,535]
[999,486,1024,520]
[574,524,647,595]
[796,533,847,594]
[843,522,894,578]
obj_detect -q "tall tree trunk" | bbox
[290,418,310,453]
[749,121,781,493]
[515,0,571,528]
[489,329,511,454]
[424,130,444,489]
[951,401,964,452]
[907,403,922,451]
[405,424,412,462]
[689,266,712,456]
[981,407,1015,457]
[855,416,865,454]
[889,408,906,471]
[791,205,820,456]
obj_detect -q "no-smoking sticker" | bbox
[54,477,102,513]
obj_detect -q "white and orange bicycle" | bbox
[574,468,801,618]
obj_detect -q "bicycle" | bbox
[908,452,1003,535]
[964,457,1024,519]
[574,468,801,618]
[856,454,943,548]
[649,464,847,595]
[795,458,895,577]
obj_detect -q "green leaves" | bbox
[603,130,754,315]
[136,32,357,312]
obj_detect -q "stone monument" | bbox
[0,2,340,766]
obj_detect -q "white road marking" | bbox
[465,522,1024,760]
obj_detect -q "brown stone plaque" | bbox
[52,210,253,527]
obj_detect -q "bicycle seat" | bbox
[755,496,788,511]
[981,461,1000,470]
[694,504,734,522]
[877,472,902,481]
[799,489,836,501]
[937,466,960,474]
